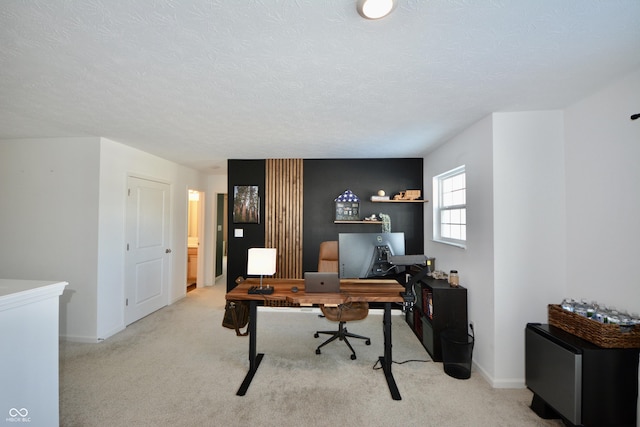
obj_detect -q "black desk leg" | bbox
[380,302,401,400]
[236,300,264,396]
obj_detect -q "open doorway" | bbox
[215,193,228,279]
[187,189,203,292]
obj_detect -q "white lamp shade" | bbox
[247,248,277,276]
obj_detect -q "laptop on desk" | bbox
[303,272,340,293]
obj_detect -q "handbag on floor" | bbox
[222,300,249,336]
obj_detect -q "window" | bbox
[433,165,466,248]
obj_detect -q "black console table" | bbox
[526,323,639,427]
[406,277,467,362]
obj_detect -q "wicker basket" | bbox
[548,304,640,348]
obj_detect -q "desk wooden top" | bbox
[226,278,405,305]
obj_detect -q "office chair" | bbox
[314,240,371,360]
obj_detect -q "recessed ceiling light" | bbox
[357,0,395,20]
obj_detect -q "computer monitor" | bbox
[338,232,405,278]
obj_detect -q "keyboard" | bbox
[247,286,274,295]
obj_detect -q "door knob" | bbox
[165,249,172,253]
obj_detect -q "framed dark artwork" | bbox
[233,185,260,224]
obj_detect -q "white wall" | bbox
[0,137,207,342]
[427,111,567,387]
[424,115,496,380]
[425,67,640,388]
[0,137,101,340]
[97,138,206,340]
[492,111,566,386]
[564,68,640,314]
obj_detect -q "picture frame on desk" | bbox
[233,185,260,224]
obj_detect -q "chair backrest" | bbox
[318,240,368,320]
[318,241,339,273]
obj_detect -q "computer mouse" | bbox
[291,286,299,293]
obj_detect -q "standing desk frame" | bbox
[226,278,405,400]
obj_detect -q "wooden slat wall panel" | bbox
[265,159,303,278]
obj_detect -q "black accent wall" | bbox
[226,158,424,291]
[303,158,424,272]
[227,160,266,291]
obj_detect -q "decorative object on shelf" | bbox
[393,189,421,200]
[379,212,391,233]
[371,193,390,201]
[431,270,448,280]
[377,189,386,196]
[335,189,360,221]
[364,214,378,221]
[449,270,459,287]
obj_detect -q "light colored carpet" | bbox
[59,284,563,427]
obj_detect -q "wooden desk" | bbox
[226,278,406,400]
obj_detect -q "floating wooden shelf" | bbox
[334,220,383,224]
[371,199,429,203]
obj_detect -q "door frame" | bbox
[215,193,227,278]
[124,174,172,326]
[187,188,205,288]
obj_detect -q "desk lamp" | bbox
[247,248,277,289]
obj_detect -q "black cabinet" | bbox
[526,323,639,427]
[407,277,468,361]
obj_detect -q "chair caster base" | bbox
[313,321,370,360]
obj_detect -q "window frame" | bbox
[432,165,467,249]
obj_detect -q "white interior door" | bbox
[125,176,170,325]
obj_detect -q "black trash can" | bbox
[441,326,474,379]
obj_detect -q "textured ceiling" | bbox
[1,0,639,174]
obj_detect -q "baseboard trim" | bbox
[472,361,525,389]
[61,323,126,343]
[97,324,126,342]
[60,335,101,344]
